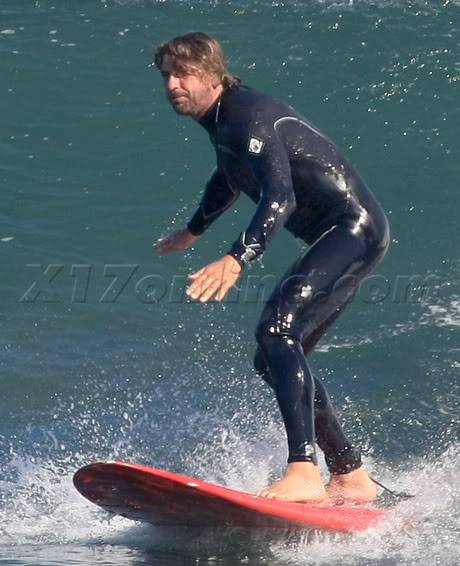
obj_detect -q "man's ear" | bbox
[210,74,221,88]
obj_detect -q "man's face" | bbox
[159,54,217,120]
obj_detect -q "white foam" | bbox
[1,428,458,564]
[420,298,460,328]
[0,455,131,546]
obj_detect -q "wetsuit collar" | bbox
[198,92,222,135]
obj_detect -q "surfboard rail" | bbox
[73,461,387,533]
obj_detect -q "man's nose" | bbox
[165,74,180,91]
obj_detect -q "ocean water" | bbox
[1,0,459,564]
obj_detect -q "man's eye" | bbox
[177,69,195,78]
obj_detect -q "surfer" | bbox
[153,32,389,503]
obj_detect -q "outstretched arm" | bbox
[186,131,296,303]
[153,167,239,254]
[187,167,240,236]
[154,227,199,254]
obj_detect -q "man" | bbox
[153,32,389,503]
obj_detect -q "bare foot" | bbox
[326,467,377,504]
[256,462,327,503]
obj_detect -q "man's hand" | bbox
[187,255,242,302]
[154,228,199,255]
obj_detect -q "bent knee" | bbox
[255,322,304,364]
[255,320,301,346]
[255,321,281,351]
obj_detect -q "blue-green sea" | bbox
[1,1,459,564]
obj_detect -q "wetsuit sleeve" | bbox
[227,135,296,267]
[187,167,240,236]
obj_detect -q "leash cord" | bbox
[370,476,415,500]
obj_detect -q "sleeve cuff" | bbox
[228,232,263,267]
[226,251,246,271]
[186,218,205,237]
[187,224,203,236]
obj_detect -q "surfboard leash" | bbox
[370,476,415,500]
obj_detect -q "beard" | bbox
[169,95,195,116]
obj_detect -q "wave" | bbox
[0,433,458,565]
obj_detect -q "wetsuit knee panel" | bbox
[255,321,302,349]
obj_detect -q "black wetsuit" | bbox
[187,84,390,473]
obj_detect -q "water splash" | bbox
[1,422,458,565]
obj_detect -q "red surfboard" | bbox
[73,461,387,533]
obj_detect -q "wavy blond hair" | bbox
[154,32,240,88]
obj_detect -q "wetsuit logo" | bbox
[248,136,265,155]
